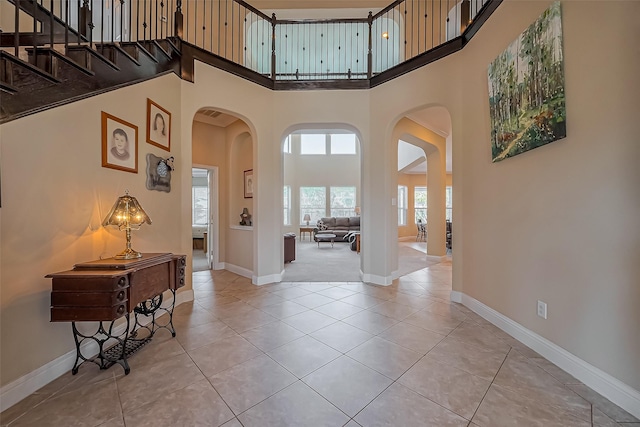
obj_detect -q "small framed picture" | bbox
[101,111,138,173]
[244,169,253,198]
[146,98,171,151]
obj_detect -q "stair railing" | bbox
[172,0,488,81]
[2,0,491,80]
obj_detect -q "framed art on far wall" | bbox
[101,111,138,173]
[244,169,253,198]
[146,98,171,151]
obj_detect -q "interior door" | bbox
[206,169,214,269]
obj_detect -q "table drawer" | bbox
[51,275,129,292]
[51,288,128,307]
[51,303,128,322]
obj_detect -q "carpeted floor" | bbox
[283,239,361,282]
[282,239,441,282]
[193,238,446,281]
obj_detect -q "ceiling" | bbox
[194,109,239,128]
[401,106,453,174]
[406,107,452,139]
[250,1,389,10]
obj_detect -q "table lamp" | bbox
[354,206,361,216]
[102,191,152,259]
[303,214,311,226]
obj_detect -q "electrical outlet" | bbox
[537,300,547,319]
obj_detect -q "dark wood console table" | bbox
[47,253,186,375]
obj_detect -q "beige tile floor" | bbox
[2,262,639,427]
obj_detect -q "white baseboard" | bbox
[253,272,283,286]
[175,289,195,306]
[0,289,194,413]
[450,290,463,303]
[458,292,640,420]
[362,272,393,286]
[213,262,225,270]
[224,263,253,279]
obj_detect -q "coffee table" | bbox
[315,233,336,247]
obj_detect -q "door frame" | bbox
[193,164,220,270]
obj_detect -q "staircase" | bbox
[0,0,182,124]
[0,0,502,124]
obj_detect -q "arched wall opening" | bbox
[280,124,364,281]
[389,106,452,275]
[191,108,255,279]
[397,140,428,241]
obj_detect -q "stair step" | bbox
[4,0,89,45]
[94,43,142,67]
[166,37,182,53]
[139,40,172,60]
[1,37,180,124]
[26,47,94,78]
[120,42,159,64]
[65,45,120,72]
[0,80,18,94]
[0,50,60,85]
[156,39,181,56]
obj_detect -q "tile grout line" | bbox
[180,337,239,425]
[465,346,513,425]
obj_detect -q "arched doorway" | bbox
[280,128,363,282]
[191,108,255,278]
[391,106,453,276]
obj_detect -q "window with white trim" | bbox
[446,186,453,222]
[283,185,291,225]
[398,185,407,226]
[330,187,356,217]
[192,186,208,225]
[330,134,357,154]
[300,186,326,223]
[414,186,427,224]
[300,134,326,155]
[283,135,291,154]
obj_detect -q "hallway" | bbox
[1,262,636,426]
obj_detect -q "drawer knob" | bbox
[116,305,125,315]
[179,278,184,285]
[179,267,185,276]
[116,291,125,301]
[118,277,127,286]
[180,258,186,266]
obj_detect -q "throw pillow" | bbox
[317,219,328,231]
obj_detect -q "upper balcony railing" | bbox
[177,0,490,81]
[2,0,498,86]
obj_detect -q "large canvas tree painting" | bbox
[488,2,566,162]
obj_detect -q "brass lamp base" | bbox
[114,248,143,259]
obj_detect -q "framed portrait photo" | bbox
[146,98,171,151]
[101,111,138,173]
[244,169,253,198]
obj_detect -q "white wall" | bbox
[455,0,640,391]
[192,120,228,263]
[0,74,188,388]
[365,0,640,395]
